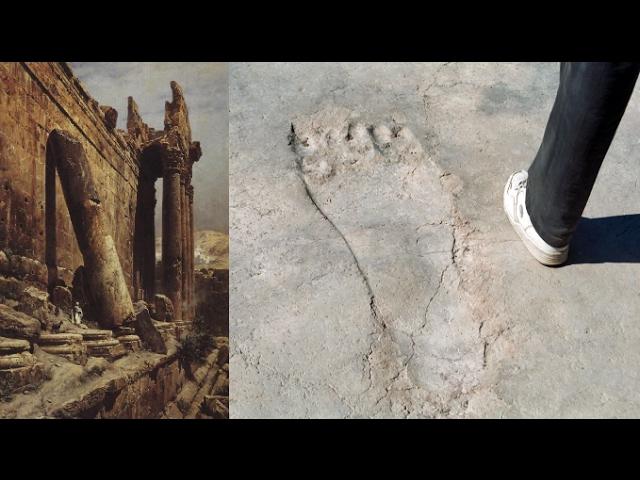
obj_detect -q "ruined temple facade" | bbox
[0,62,201,328]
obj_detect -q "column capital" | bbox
[189,141,202,163]
[162,148,185,174]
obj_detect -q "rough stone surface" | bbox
[132,301,167,354]
[37,332,86,365]
[0,336,30,354]
[153,294,174,322]
[230,62,640,418]
[37,332,83,345]
[0,362,45,395]
[0,351,36,369]
[118,334,142,353]
[0,304,41,340]
[201,395,229,419]
[0,346,185,418]
[0,275,25,301]
[161,345,228,419]
[84,338,126,360]
[80,329,113,341]
[51,286,73,315]
[100,105,118,131]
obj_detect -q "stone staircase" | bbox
[0,335,45,396]
[0,279,147,396]
[160,336,229,419]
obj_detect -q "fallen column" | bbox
[47,129,134,329]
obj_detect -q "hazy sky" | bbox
[70,62,228,234]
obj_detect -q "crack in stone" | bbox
[295,168,383,326]
[422,62,454,94]
[293,159,386,400]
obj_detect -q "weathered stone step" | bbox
[192,349,219,385]
[175,350,220,415]
[117,334,142,353]
[80,329,113,341]
[38,343,85,355]
[210,369,229,396]
[0,336,30,355]
[37,333,83,345]
[35,332,87,365]
[201,394,229,419]
[0,362,46,394]
[114,326,136,337]
[37,342,88,366]
[153,321,174,334]
[0,351,36,370]
[0,303,41,340]
[185,363,221,419]
[85,338,126,360]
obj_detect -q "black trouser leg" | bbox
[526,62,640,248]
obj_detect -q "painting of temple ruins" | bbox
[0,62,229,418]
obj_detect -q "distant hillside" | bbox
[155,230,229,270]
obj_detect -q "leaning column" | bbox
[47,130,134,329]
[162,150,183,322]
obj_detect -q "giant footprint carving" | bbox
[290,106,486,417]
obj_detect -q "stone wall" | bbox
[0,62,139,292]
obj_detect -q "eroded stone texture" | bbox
[154,294,174,322]
[100,106,118,131]
[0,304,41,340]
[132,301,167,354]
[0,336,30,355]
[51,285,73,315]
[36,333,87,365]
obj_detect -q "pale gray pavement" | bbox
[230,63,640,418]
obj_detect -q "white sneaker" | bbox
[503,170,569,266]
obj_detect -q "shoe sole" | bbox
[503,177,569,267]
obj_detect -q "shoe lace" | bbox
[514,178,527,191]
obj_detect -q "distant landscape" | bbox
[156,230,229,270]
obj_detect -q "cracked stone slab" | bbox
[231,62,640,418]
[231,63,489,418]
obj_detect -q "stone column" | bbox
[187,141,201,322]
[180,171,189,321]
[161,150,183,322]
[47,130,134,329]
[141,179,157,300]
[188,184,195,320]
